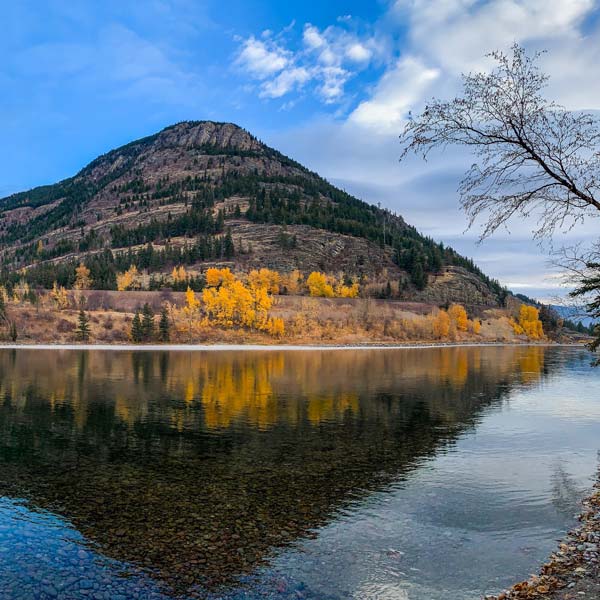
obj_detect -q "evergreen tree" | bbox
[75,310,91,342]
[131,310,143,343]
[411,260,427,290]
[224,231,235,259]
[8,321,17,342]
[159,306,170,342]
[141,303,155,341]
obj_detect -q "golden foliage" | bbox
[470,319,482,335]
[448,304,468,331]
[171,266,188,283]
[335,281,360,298]
[281,269,303,295]
[13,280,30,303]
[205,267,235,288]
[432,310,451,338]
[307,272,335,298]
[307,272,360,298]
[266,317,285,338]
[181,287,201,342]
[247,268,280,294]
[51,282,69,310]
[116,265,142,291]
[74,263,93,290]
[516,305,544,339]
[199,270,283,336]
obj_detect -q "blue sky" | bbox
[2,0,600,300]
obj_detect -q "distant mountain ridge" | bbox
[0,121,506,305]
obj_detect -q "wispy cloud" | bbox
[233,19,385,104]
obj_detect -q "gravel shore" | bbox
[486,469,600,599]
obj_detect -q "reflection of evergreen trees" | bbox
[0,347,552,593]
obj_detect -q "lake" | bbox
[0,346,598,599]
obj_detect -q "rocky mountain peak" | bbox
[156,121,262,152]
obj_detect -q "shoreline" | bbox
[486,471,600,600]
[0,341,581,352]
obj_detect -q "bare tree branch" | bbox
[400,44,600,240]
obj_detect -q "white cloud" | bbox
[235,36,289,79]
[260,67,311,98]
[349,56,439,131]
[346,43,372,63]
[235,20,384,104]
[303,25,326,50]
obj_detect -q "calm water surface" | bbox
[0,346,598,599]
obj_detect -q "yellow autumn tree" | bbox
[202,270,283,336]
[182,287,201,342]
[470,319,482,335]
[266,317,285,338]
[307,272,334,298]
[171,265,188,284]
[335,281,360,298]
[516,305,544,339]
[116,265,142,291]
[205,267,235,288]
[74,263,93,290]
[448,304,468,331]
[13,280,30,303]
[247,268,280,294]
[432,310,451,339]
[281,269,303,295]
[51,282,69,310]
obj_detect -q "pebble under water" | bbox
[0,346,598,599]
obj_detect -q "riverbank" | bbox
[0,341,574,351]
[0,294,577,346]
[486,470,600,600]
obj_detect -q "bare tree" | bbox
[400,44,600,355]
[400,44,600,239]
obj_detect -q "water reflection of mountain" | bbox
[0,346,551,594]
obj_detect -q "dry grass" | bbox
[0,291,529,345]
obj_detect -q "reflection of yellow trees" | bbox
[306,393,359,425]
[200,356,282,430]
[0,345,548,433]
[519,346,544,383]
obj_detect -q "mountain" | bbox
[0,121,505,305]
[551,305,597,327]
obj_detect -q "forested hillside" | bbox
[0,121,506,305]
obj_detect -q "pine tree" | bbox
[411,260,427,290]
[75,310,91,342]
[131,310,143,343]
[141,303,155,341]
[8,321,17,342]
[159,306,170,342]
[224,231,235,259]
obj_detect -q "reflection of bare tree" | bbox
[550,461,583,517]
